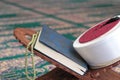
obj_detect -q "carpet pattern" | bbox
[0,0,120,80]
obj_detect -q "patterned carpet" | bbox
[0,0,120,80]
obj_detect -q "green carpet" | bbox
[0,0,119,80]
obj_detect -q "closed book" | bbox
[34,25,88,75]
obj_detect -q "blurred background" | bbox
[0,0,120,80]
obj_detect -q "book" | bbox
[34,25,88,75]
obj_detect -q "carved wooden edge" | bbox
[14,28,36,46]
[14,28,120,80]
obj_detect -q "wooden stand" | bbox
[14,28,120,80]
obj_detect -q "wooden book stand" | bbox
[14,28,120,80]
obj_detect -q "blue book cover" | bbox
[39,25,88,71]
